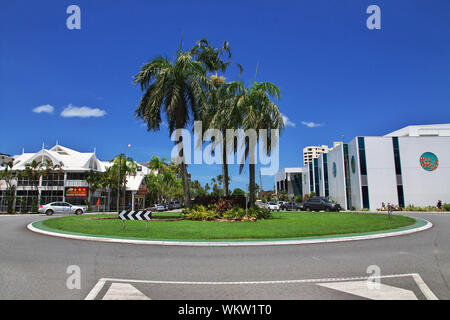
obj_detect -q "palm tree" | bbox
[24,160,43,212]
[240,81,285,207]
[0,161,15,213]
[85,169,104,209]
[206,81,247,196]
[191,39,243,196]
[134,48,212,209]
[114,155,138,209]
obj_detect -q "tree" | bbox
[232,188,246,196]
[134,47,212,209]
[85,169,104,210]
[145,156,184,204]
[240,81,285,207]
[192,39,243,196]
[0,162,16,213]
[24,160,43,212]
[190,180,207,197]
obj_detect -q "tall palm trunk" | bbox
[180,161,191,208]
[249,163,256,207]
[221,133,229,196]
[176,125,192,209]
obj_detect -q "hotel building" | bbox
[0,144,150,212]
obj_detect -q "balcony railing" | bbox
[65,180,88,187]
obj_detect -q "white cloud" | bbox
[301,121,323,128]
[32,104,54,114]
[61,104,107,118]
[282,114,296,127]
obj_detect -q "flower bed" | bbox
[181,205,272,222]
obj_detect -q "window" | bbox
[66,172,87,180]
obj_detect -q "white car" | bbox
[149,204,166,212]
[267,202,280,211]
[38,202,87,215]
[255,200,269,209]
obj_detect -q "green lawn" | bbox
[41,211,417,241]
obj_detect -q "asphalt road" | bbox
[0,212,449,300]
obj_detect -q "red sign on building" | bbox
[65,187,89,197]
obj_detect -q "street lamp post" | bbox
[117,154,121,212]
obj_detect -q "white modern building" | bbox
[275,124,450,210]
[279,124,450,211]
[0,144,150,213]
[274,168,303,198]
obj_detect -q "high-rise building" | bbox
[303,145,329,166]
[0,153,13,168]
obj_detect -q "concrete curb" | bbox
[27,217,433,247]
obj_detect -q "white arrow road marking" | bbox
[102,283,150,300]
[85,273,438,300]
[317,281,418,300]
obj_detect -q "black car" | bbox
[303,197,341,212]
[280,202,303,211]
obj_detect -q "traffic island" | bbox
[27,212,432,246]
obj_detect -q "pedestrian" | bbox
[437,200,442,211]
[387,202,392,218]
[381,202,386,211]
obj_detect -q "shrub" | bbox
[182,205,219,221]
[31,198,38,214]
[223,207,246,220]
[247,207,272,220]
[192,195,246,209]
[215,198,233,213]
[182,205,272,221]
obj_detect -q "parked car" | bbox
[280,202,303,211]
[168,201,181,210]
[172,201,181,209]
[255,200,269,209]
[38,202,87,215]
[303,197,341,212]
[148,204,166,212]
[267,202,281,211]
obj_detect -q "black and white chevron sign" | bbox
[118,210,152,221]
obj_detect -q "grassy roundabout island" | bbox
[41,211,417,241]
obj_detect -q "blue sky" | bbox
[1,0,449,191]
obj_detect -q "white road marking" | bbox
[317,281,418,300]
[411,273,438,300]
[102,283,150,300]
[84,279,106,300]
[84,273,438,300]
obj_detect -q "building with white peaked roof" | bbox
[0,144,151,213]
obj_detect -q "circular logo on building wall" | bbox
[351,156,356,174]
[420,152,439,172]
[333,162,337,178]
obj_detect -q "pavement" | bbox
[0,211,449,300]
